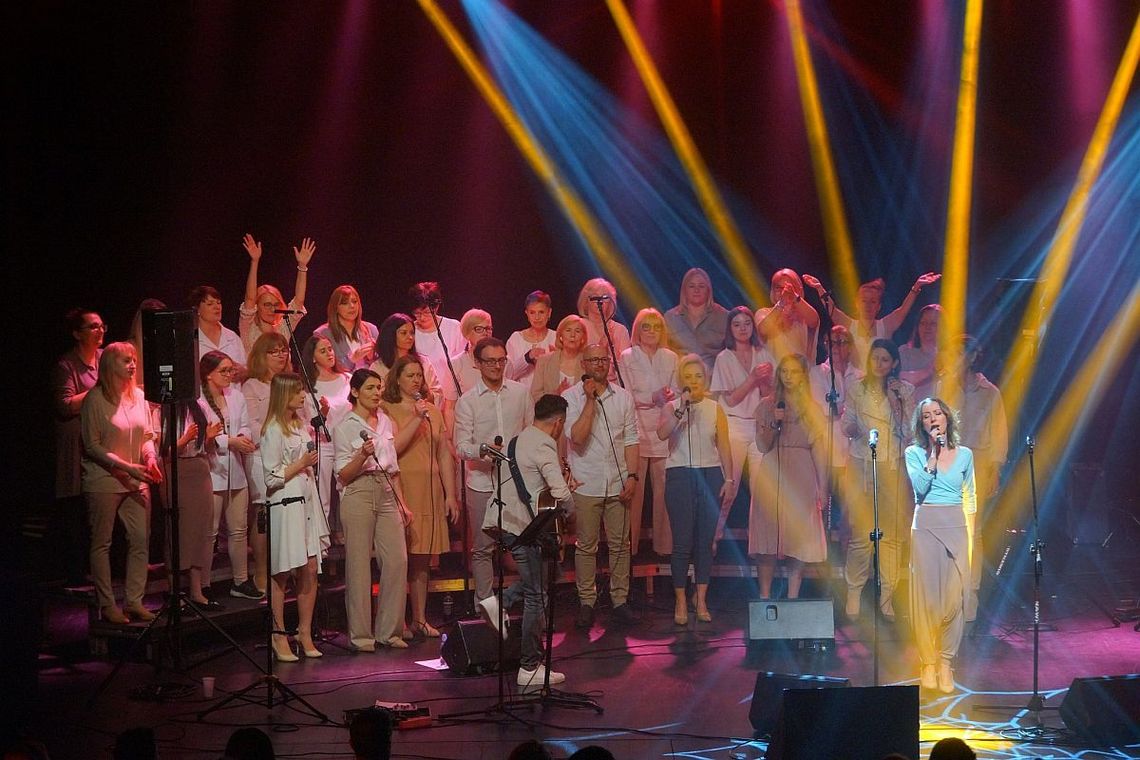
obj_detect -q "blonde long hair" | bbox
[96,342,139,402]
[262,372,304,436]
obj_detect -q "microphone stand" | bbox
[868,432,882,687]
[591,298,625,388]
[431,302,473,615]
[823,332,839,544]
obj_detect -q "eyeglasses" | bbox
[81,323,106,331]
[583,357,610,365]
[267,348,290,357]
[470,325,493,335]
[478,357,508,366]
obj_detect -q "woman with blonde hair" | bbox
[81,342,163,624]
[313,284,379,370]
[381,355,458,638]
[754,269,819,362]
[664,267,728,369]
[238,233,315,353]
[261,372,330,660]
[619,308,677,556]
[576,278,630,377]
[531,314,589,402]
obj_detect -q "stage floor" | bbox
[30,554,1140,760]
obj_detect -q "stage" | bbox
[31,541,1140,760]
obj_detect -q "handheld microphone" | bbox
[931,425,945,449]
[412,392,429,419]
[306,441,316,453]
[581,374,598,398]
[868,428,879,448]
[479,435,510,463]
[359,430,380,465]
[273,308,304,315]
[774,400,785,432]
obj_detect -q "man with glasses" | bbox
[564,344,640,628]
[454,337,533,604]
[52,309,106,585]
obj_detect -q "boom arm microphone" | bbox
[273,308,304,315]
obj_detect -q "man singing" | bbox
[565,343,640,628]
[478,394,574,690]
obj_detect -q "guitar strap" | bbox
[506,435,537,519]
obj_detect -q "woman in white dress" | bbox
[302,334,352,527]
[754,269,819,363]
[261,373,331,661]
[619,308,678,556]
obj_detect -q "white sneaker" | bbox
[476,595,508,639]
[517,664,566,691]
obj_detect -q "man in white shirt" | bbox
[478,393,573,690]
[564,343,640,628]
[454,337,533,602]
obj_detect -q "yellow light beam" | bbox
[783,0,861,309]
[991,279,1140,534]
[417,0,651,308]
[605,0,768,307]
[939,0,984,412]
[1000,10,1140,436]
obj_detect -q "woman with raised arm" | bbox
[710,306,774,543]
[190,285,247,374]
[261,373,331,661]
[754,269,820,362]
[368,313,443,401]
[334,369,413,651]
[381,356,459,638]
[657,354,735,624]
[841,338,916,620]
[803,272,940,365]
[899,304,943,400]
[752,354,828,600]
[905,397,975,693]
[200,351,261,600]
[664,267,729,370]
[81,342,163,624]
[506,290,557,389]
[530,314,589,403]
[242,332,293,594]
[238,233,315,354]
[313,285,379,371]
[576,278,630,375]
[619,308,678,557]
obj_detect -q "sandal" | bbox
[411,620,441,638]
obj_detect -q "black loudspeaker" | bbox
[766,685,919,760]
[1060,674,1140,745]
[141,309,199,403]
[748,599,834,642]
[440,616,522,675]
[748,672,849,734]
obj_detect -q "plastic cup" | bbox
[202,676,216,698]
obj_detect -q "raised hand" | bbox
[242,233,262,261]
[914,272,941,289]
[294,237,316,266]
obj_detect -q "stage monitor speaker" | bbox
[1060,674,1140,745]
[440,615,521,675]
[766,685,919,760]
[748,671,849,734]
[141,309,199,404]
[748,599,834,642]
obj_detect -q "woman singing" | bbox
[261,373,331,661]
[530,314,588,402]
[334,369,412,651]
[752,354,828,599]
[506,290,557,389]
[313,284,379,371]
[905,398,975,693]
[841,338,915,620]
[80,342,163,624]
[238,233,315,354]
[368,313,442,401]
[657,355,735,624]
[381,356,459,638]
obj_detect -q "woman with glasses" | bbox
[619,308,678,557]
[242,332,293,594]
[576,278,630,380]
[439,308,493,434]
[238,233,315,354]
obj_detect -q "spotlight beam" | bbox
[783,0,861,309]
[605,0,767,307]
[999,10,1140,436]
[418,0,651,308]
[939,0,984,409]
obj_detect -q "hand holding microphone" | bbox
[301,440,319,468]
[358,430,378,464]
[931,424,946,450]
[412,392,430,420]
[674,387,692,419]
[479,434,510,463]
[581,373,599,399]
[774,400,786,432]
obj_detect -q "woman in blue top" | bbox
[905,397,976,694]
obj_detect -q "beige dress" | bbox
[382,400,450,556]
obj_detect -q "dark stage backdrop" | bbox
[7,2,1140,547]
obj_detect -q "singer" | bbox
[840,338,916,620]
[334,369,412,651]
[261,373,331,661]
[454,337,533,604]
[904,397,976,693]
[238,232,314,354]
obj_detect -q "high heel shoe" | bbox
[695,609,713,623]
[673,608,689,626]
[297,638,323,658]
[101,606,129,625]
[272,635,299,663]
[411,620,441,638]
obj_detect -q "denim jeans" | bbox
[499,532,545,670]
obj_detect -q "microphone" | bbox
[774,400,785,432]
[868,428,879,448]
[273,308,304,315]
[306,441,316,453]
[412,392,429,419]
[359,430,380,465]
[480,436,510,463]
[581,373,598,398]
[931,425,945,449]
[587,294,611,303]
